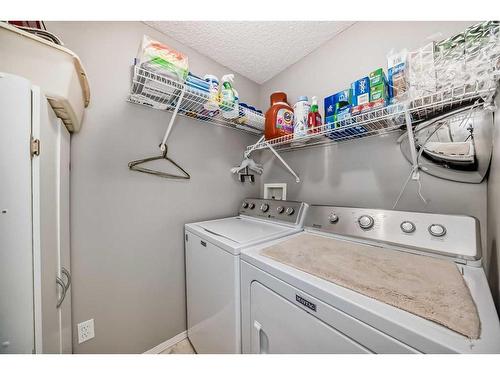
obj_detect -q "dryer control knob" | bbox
[285,207,295,216]
[400,221,416,233]
[429,224,446,237]
[260,203,270,212]
[242,202,249,209]
[328,213,339,224]
[248,203,255,209]
[358,215,374,229]
[276,206,285,214]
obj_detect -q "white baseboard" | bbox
[143,330,188,354]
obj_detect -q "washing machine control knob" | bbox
[358,215,374,229]
[242,202,249,209]
[248,203,255,209]
[400,221,416,233]
[328,213,339,224]
[276,206,285,214]
[260,203,270,212]
[429,224,446,237]
[285,207,295,216]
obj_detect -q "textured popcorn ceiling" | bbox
[145,21,354,84]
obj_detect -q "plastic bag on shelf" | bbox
[137,35,189,82]
[434,32,466,91]
[408,42,437,100]
[433,21,499,95]
[466,22,500,82]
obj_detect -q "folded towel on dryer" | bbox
[261,233,480,339]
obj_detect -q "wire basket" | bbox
[129,66,265,135]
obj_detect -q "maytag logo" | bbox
[296,294,316,312]
[312,224,322,229]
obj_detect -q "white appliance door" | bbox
[197,217,289,244]
[250,282,370,354]
[0,74,35,354]
[32,88,70,353]
[185,231,240,353]
[56,118,72,353]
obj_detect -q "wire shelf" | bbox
[128,66,265,135]
[247,80,497,152]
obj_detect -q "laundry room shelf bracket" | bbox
[245,135,301,183]
[160,85,186,151]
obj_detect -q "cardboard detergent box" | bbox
[326,106,353,140]
[335,105,368,138]
[324,89,350,120]
[334,89,350,106]
[350,76,370,106]
[369,68,389,102]
[325,89,369,139]
[325,89,356,139]
[324,95,336,121]
[351,98,386,116]
[387,49,408,102]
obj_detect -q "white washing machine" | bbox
[240,205,500,354]
[184,198,308,353]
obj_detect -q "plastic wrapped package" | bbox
[433,22,499,94]
[464,23,488,88]
[434,32,466,90]
[137,35,189,81]
[464,21,500,88]
[408,42,437,99]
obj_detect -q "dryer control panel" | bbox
[305,205,481,263]
[239,199,307,226]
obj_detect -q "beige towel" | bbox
[261,233,480,339]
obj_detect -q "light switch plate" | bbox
[77,319,95,344]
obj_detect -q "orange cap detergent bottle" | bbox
[265,92,294,140]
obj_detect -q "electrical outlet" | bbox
[77,319,95,344]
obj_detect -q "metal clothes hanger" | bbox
[128,145,190,179]
[128,85,191,180]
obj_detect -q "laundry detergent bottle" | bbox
[307,96,322,134]
[293,96,310,139]
[220,74,236,114]
[224,89,239,120]
[265,92,294,140]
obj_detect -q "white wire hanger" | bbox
[128,86,191,180]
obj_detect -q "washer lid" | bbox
[197,217,291,244]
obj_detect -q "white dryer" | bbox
[185,198,308,353]
[240,205,500,353]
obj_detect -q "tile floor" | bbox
[160,338,196,354]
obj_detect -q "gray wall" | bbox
[46,21,261,353]
[44,21,497,353]
[487,93,500,311]
[258,21,489,261]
